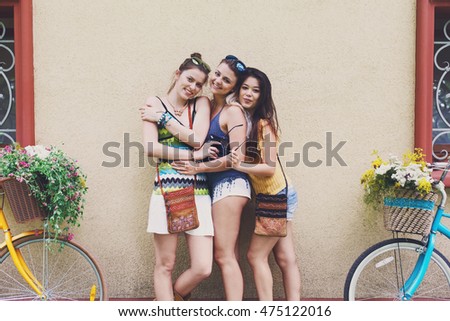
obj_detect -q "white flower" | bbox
[25,145,51,159]
[375,164,394,175]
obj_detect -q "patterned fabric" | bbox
[164,185,199,233]
[153,162,208,195]
[255,193,288,217]
[147,194,214,236]
[254,191,288,237]
[148,98,213,236]
[154,121,209,195]
[254,216,287,237]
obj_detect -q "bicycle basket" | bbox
[383,189,438,235]
[1,178,47,223]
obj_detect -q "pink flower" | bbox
[18,161,29,168]
[67,233,74,241]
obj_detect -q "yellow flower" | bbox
[417,177,432,195]
[371,157,383,168]
[403,148,427,167]
[360,169,375,186]
[79,177,86,188]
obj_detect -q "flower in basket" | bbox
[0,143,88,239]
[360,148,434,209]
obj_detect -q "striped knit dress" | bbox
[146,118,214,236]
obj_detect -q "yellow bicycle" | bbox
[0,177,107,300]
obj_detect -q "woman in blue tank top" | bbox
[172,56,251,300]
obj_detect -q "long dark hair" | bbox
[237,68,280,159]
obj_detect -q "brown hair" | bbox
[167,53,211,94]
[219,56,246,93]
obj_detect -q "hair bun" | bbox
[190,52,202,60]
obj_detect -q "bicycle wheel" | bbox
[344,238,450,300]
[0,235,107,300]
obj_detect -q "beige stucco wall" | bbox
[25,0,449,299]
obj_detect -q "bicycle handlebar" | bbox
[439,160,450,182]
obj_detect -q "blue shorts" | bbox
[277,186,298,221]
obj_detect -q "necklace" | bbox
[167,97,188,117]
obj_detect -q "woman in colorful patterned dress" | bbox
[140,53,216,301]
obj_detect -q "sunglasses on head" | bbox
[225,55,246,72]
[191,57,211,73]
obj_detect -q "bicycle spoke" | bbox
[344,239,450,300]
[0,236,106,300]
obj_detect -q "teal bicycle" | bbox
[344,162,450,300]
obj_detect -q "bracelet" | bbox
[156,113,166,126]
[162,113,173,127]
[157,112,173,127]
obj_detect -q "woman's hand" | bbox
[171,160,198,175]
[193,142,220,161]
[230,149,241,169]
[139,105,163,122]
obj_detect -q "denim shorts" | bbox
[277,185,298,221]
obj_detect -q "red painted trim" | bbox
[415,1,450,188]
[16,0,35,146]
[415,0,434,163]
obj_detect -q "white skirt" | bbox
[147,193,214,236]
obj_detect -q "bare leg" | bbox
[212,196,247,300]
[273,222,301,300]
[247,234,280,300]
[153,233,178,301]
[173,235,213,298]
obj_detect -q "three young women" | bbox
[140,53,215,301]
[230,67,301,301]
[141,55,300,301]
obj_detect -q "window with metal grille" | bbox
[432,8,450,162]
[0,0,34,147]
[0,6,16,144]
[415,0,450,185]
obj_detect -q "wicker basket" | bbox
[383,189,438,235]
[0,178,47,223]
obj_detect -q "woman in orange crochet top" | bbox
[230,67,301,301]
